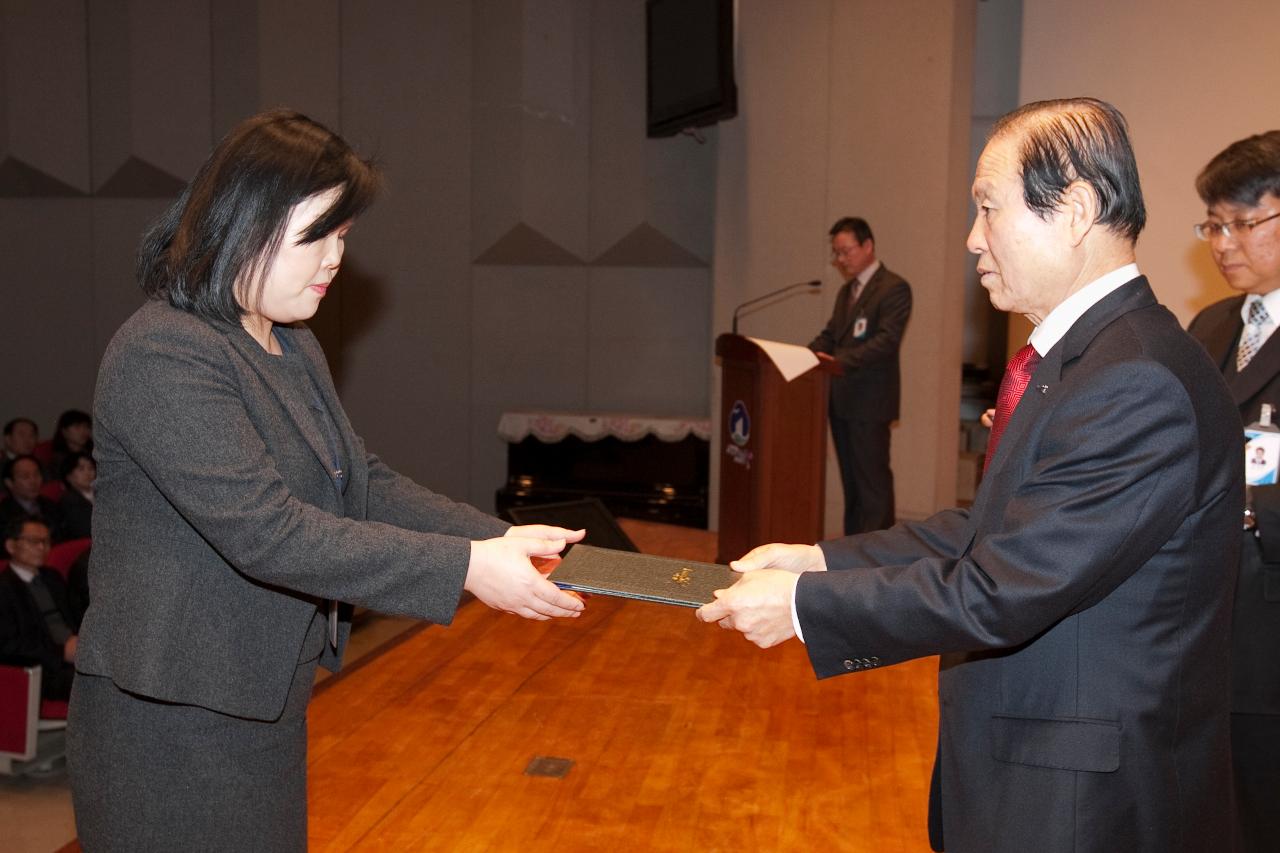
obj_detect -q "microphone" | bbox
[731,280,822,334]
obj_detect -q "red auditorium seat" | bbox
[45,537,91,579]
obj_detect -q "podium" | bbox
[715,334,838,563]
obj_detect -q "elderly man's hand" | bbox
[730,542,827,574]
[696,569,800,648]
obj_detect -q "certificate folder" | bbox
[550,544,735,608]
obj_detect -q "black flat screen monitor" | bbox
[646,0,737,138]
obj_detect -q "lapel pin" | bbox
[1037,384,1049,394]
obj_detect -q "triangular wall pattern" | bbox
[474,222,585,266]
[591,222,707,268]
[95,155,187,198]
[0,157,86,197]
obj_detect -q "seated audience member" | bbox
[56,452,95,542]
[0,516,78,701]
[2,418,39,496]
[42,409,93,477]
[0,454,63,536]
[3,417,38,462]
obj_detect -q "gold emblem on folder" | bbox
[671,567,692,585]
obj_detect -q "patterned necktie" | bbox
[1237,297,1271,372]
[985,344,1042,472]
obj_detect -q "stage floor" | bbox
[305,519,939,851]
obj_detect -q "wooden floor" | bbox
[306,520,939,852]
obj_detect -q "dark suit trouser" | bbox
[1232,712,1280,853]
[830,416,894,535]
[1232,534,1280,853]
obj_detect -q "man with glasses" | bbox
[0,516,78,701]
[1187,129,1280,853]
[809,217,912,534]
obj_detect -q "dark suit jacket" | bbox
[809,264,912,421]
[78,300,508,721]
[0,494,63,539]
[56,487,93,542]
[1189,294,1280,716]
[797,279,1240,852]
[0,566,77,700]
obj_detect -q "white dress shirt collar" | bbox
[855,259,881,288]
[1239,289,1280,334]
[9,563,36,583]
[1029,263,1140,356]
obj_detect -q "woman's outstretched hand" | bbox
[465,527,587,619]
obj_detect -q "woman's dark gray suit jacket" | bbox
[77,300,507,721]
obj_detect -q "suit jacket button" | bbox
[843,659,855,671]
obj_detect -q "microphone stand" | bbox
[731,280,822,335]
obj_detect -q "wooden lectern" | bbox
[715,334,838,563]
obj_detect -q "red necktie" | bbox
[984,344,1042,471]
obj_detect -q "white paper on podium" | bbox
[747,337,821,382]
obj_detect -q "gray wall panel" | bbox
[210,0,259,138]
[470,266,589,506]
[0,1,90,191]
[91,199,166,349]
[585,269,710,416]
[257,0,340,128]
[0,200,95,427]
[88,0,211,191]
[337,0,475,499]
[470,0,526,261]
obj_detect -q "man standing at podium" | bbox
[701,98,1240,852]
[809,217,912,535]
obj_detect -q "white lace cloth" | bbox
[497,410,711,444]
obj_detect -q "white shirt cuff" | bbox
[790,576,806,644]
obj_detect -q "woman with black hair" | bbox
[67,109,585,851]
[32,409,93,478]
[51,408,92,458]
[55,450,95,542]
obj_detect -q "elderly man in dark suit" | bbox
[700,98,1241,853]
[0,516,78,701]
[1187,129,1280,853]
[809,217,912,535]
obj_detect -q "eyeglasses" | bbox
[1193,210,1280,241]
[15,535,51,548]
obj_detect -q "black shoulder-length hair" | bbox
[51,408,91,453]
[138,109,381,324]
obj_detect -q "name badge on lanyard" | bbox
[1245,403,1280,486]
[852,316,868,339]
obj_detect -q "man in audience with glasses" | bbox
[0,516,78,701]
[1187,129,1280,853]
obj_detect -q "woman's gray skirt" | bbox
[67,647,321,852]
